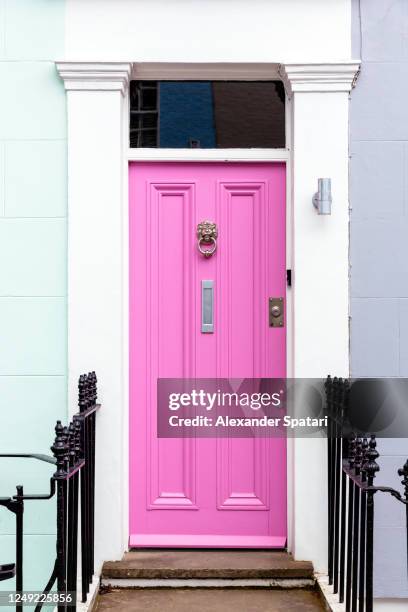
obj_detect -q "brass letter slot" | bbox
[269,297,284,327]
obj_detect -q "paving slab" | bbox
[102,550,314,580]
[96,588,326,612]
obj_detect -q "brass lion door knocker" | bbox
[197,221,218,258]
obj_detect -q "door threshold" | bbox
[129,535,287,548]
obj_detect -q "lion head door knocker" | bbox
[197,221,218,258]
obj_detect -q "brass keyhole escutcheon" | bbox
[269,297,284,328]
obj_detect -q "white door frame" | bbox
[56,60,360,577]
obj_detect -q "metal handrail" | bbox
[0,454,56,465]
[326,376,408,612]
[0,372,100,612]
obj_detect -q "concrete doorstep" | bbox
[101,549,315,582]
[95,550,328,611]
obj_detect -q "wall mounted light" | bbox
[312,178,332,215]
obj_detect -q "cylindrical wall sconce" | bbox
[312,178,332,215]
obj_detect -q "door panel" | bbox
[129,162,286,547]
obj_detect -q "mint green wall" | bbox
[0,0,67,599]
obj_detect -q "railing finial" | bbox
[360,437,369,481]
[366,434,380,485]
[68,422,76,468]
[354,437,363,476]
[51,421,67,478]
[348,432,357,470]
[90,371,98,405]
[78,374,87,412]
[74,418,82,462]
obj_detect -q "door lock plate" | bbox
[269,297,284,327]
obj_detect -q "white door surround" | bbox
[56,60,360,574]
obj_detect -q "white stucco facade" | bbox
[65,0,351,63]
[60,0,358,578]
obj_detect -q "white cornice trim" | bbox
[279,61,361,94]
[55,61,361,94]
[55,62,132,94]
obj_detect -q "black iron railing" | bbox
[326,375,408,612]
[0,372,100,611]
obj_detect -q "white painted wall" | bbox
[58,63,131,568]
[65,0,351,63]
[282,66,354,570]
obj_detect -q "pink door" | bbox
[129,162,286,547]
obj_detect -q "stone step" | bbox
[101,550,315,586]
[95,587,327,612]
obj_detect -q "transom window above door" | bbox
[129,80,286,149]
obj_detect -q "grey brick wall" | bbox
[350,0,408,597]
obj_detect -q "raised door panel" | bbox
[216,181,272,513]
[145,183,197,510]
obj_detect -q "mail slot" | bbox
[201,280,214,333]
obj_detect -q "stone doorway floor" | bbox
[95,587,326,611]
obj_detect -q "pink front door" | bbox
[129,162,287,547]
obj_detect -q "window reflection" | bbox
[130,80,286,149]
